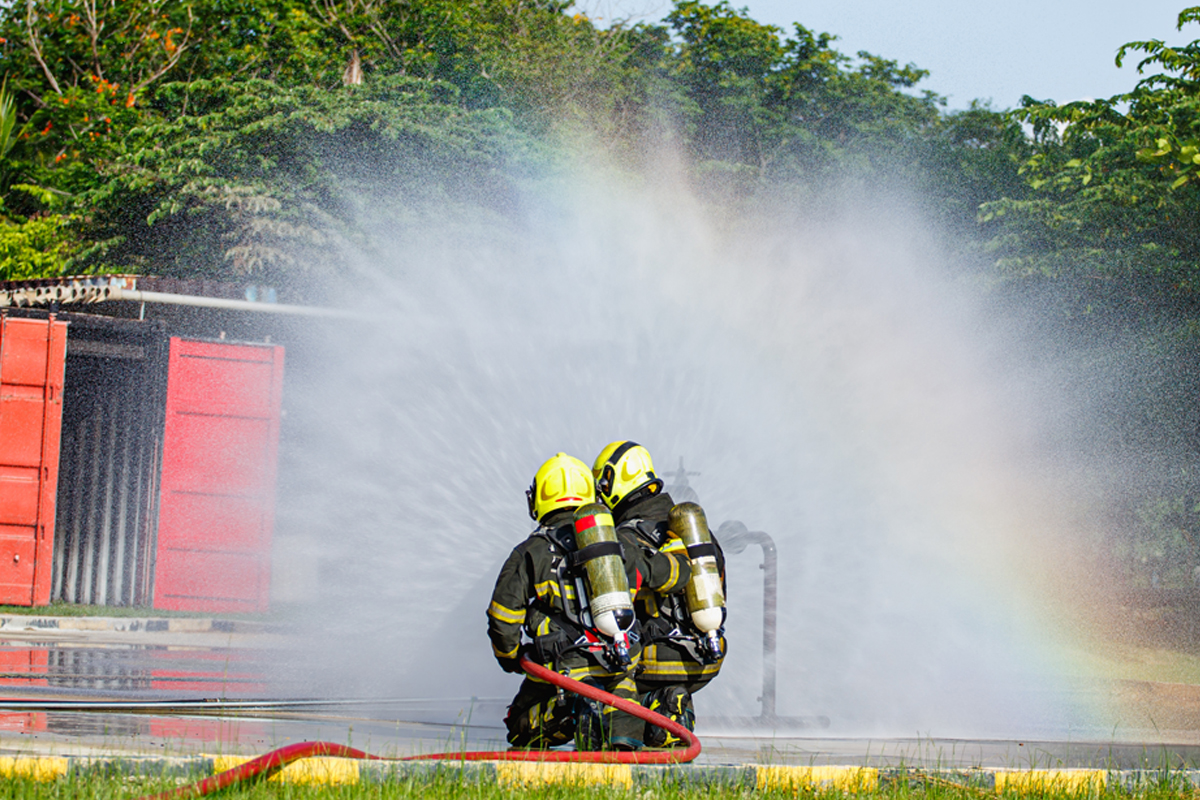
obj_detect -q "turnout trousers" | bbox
[504,651,643,750]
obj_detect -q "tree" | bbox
[0,0,1040,284]
[662,1,944,191]
[979,7,1200,324]
[77,75,533,288]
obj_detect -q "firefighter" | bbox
[488,453,679,751]
[592,441,727,748]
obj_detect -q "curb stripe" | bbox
[496,762,633,788]
[993,769,1106,792]
[0,756,68,781]
[757,765,879,791]
[209,754,360,785]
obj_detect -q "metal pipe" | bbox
[715,521,778,721]
[107,288,353,317]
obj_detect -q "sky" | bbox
[615,0,1194,110]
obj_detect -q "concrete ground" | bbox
[3,615,1200,790]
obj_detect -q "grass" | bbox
[0,601,211,619]
[1,771,1199,800]
[0,600,296,622]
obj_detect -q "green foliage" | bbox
[980,7,1200,322]
[1122,7,1200,188]
[1,0,201,103]
[917,102,1032,237]
[0,212,78,279]
[665,2,944,187]
[666,0,786,169]
[0,0,668,280]
[0,0,993,281]
[1112,493,1200,588]
[959,8,1200,588]
[0,79,30,165]
[78,75,532,283]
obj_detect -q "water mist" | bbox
[268,155,1111,742]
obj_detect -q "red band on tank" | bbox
[575,515,599,532]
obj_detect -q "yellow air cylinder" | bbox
[668,502,725,660]
[573,503,635,664]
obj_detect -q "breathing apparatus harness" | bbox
[619,515,726,666]
[528,522,639,671]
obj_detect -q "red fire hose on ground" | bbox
[138,656,702,800]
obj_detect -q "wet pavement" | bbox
[0,622,515,760]
[2,622,1200,770]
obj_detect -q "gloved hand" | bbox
[499,644,531,674]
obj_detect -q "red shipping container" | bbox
[152,338,284,612]
[0,315,67,606]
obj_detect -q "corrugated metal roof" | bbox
[0,275,262,308]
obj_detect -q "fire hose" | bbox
[137,655,702,800]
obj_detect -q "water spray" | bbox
[133,656,701,800]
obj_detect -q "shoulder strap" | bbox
[565,540,623,568]
[531,525,569,556]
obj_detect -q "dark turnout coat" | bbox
[487,508,691,675]
[486,507,692,748]
[614,493,727,691]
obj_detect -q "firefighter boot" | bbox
[504,682,574,749]
[575,686,640,751]
[642,686,695,748]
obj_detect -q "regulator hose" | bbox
[138,655,701,800]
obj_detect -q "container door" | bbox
[0,316,67,606]
[152,338,284,612]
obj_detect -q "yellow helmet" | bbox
[591,441,664,513]
[527,453,595,522]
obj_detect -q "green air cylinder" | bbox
[668,502,726,653]
[572,503,635,643]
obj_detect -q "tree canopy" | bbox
[0,0,1003,285]
[979,7,1200,325]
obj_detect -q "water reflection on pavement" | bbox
[0,634,511,759]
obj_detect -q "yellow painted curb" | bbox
[0,756,69,781]
[756,765,879,792]
[209,755,360,785]
[496,762,634,788]
[994,769,1106,793]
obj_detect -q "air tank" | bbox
[668,502,725,662]
[573,503,635,665]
